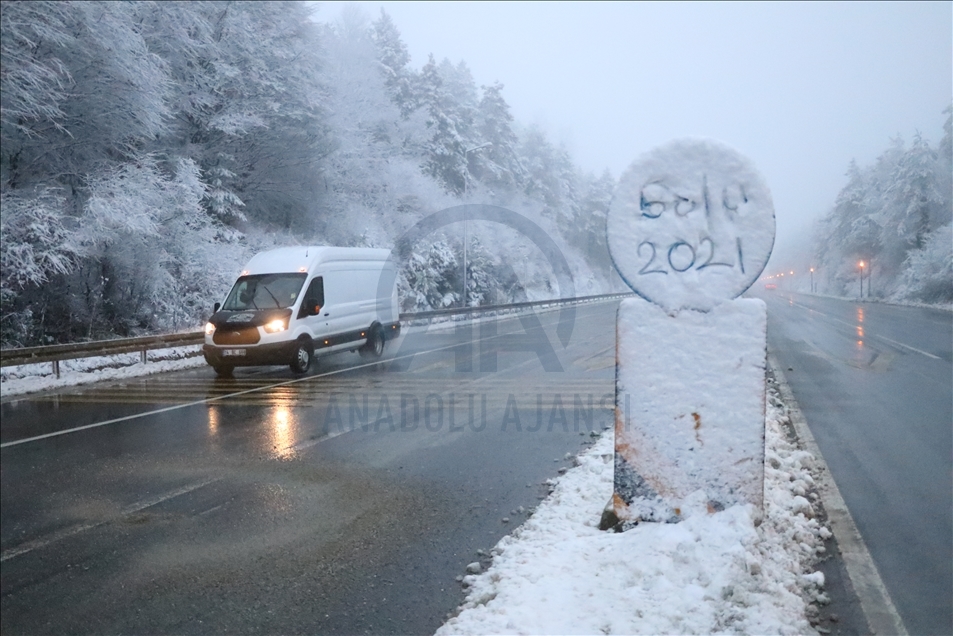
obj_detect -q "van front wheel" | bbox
[213,364,234,378]
[290,338,313,374]
[360,326,384,359]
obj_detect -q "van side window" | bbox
[298,276,324,318]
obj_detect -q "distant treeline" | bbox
[1,2,617,346]
[812,108,952,303]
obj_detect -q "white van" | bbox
[203,246,400,376]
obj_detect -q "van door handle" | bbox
[324,312,330,316]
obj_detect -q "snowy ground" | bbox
[784,289,952,312]
[0,346,206,399]
[437,377,830,635]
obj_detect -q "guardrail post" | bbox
[141,349,147,364]
[52,360,60,379]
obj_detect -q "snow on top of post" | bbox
[607,139,775,312]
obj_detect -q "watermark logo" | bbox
[378,205,578,373]
[316,390,626,434]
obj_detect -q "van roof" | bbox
[242,246,392,275]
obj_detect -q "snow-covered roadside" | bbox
[0,347,206,399]
[0,310,518,400]
[437,378,830,635]
[1,297,625,400]
[788,290,952,313]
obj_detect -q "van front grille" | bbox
[213,327,260,345]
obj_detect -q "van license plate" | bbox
[223,349,246,357]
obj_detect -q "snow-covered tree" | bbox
[0,1,72,141]
[812,115,952,301]
[0,187,77,344]
[0,3,617,345]
[148,1,330,228]
[64,156,239,338]
[573,169,615,275]
[419,54,470,194]
[371,8,417,118]
[475,82,524,189]
[404,239,461,309]
[895,224,953,303]
[882,134,943,250]
[1,1,169,194]
[1,2,311,343]
[316,10,452,246]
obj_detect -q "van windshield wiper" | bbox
[261,284,282,308]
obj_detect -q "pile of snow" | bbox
[0,346,205,398]
[438,381,829,635]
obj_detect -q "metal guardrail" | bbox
[0,292,632,376]
[396,291,631,322]
[0,332,207,378]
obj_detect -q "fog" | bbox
[3,2,948,345]
[353,2,952,271]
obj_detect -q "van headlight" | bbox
[263,318,287,333]
[205,322,216,336]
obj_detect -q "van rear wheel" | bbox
[360,326,384,359]
[290,338,313,374]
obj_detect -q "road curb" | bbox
[768,355,907,636]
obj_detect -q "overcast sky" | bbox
[321,2,951,270]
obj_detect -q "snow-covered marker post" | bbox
[602,139,775,529]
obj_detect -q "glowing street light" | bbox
[858,260,866,297]
[809,267,815,293]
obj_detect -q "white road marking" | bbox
[1,302,617,449]
[0,346,457,449]
[870,333,941,360]
[0,478,218,562]
[1,302,620,563]
[768,356,908,636]
[787,299,941,360]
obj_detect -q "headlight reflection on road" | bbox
[208,405,220,436]
[856,307,865,348]
[270,405,298,459]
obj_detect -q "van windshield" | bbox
[222,273,306,310]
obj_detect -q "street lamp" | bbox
[809,267,814,293]
[462,143,492,308]
[866,258,872,298]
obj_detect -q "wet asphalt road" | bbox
[4,293,948,635]
[1,302,618,635]
[756,290,953,636]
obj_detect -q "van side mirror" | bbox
[214,302,221,313]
